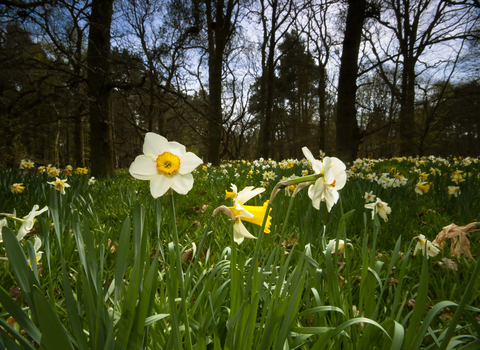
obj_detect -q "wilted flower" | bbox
[129,133,203,198]
[365,197,391,222]
[413,234,441,259]
[17,205,49,241]
[432,222,479,261]
[10,183,25,194]
[301,147,347,212]
[448,186,460,197]
[224,184,272,244]
[415,182,430,195]
[48,177,70,195]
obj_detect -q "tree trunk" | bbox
[318,62,326,152]
[87,0,116,178]
[335,0,366,164]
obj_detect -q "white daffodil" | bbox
[413,234,441,259]
[364,191,376,203]
[225,184,272,244]
[88,176,96,185]
[28,236,43,267]
[17,205,49,241]
[48,177,70,195]
[302,147,347,212]
[0,218,7,242]
[365,197,391,222]
[129,133,203,198]
[448,186,460,197]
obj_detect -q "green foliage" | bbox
[0,155,479,349]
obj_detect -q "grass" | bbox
[0,155,479,349]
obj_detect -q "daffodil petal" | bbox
[302,147,323,174]
[168,141,186,157]
[171,173,194,195]
[129,155,157,180]
[143,132,169,157]
[150,175,173,198]
[233,220,257,244]
[236,187,265,205]
[234,203,254,219]
[178,152,203,175]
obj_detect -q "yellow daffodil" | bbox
[413,234,440,259]
[225,184,272,244]
[48,177,70,195]
[10,183,25,194]
[415,182,430,195]
[365,197,391,222]
[129,133,203,198]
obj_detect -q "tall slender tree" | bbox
[87,0,116,177]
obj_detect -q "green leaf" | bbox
[33,287,74,350]
[0,286,41,344]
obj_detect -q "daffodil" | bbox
[28,236,43,268]
[48,177,70,195]
[448,186,460,197]
[10,183,25,194]
[413,234,440,259]
[364,191,376,203]
[365,197,391,222]
[415,182,430,195]
[129,133,203,198]
[88,176,96,185]
[0,218,7,242]
[225,184,272,244]
[301,147,347,212]
[17,205,49,241]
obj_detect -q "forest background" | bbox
[1,0,479,178]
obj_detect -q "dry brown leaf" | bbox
[181,248,194,263]
[436,257,458,271]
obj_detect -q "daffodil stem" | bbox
[170,194,193,350]
[280,196,295,238]
[185,215,214,300]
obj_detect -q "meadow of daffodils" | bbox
[0,133,479,349]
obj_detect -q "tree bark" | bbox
[335,0,366,164]
[87,0,116,178]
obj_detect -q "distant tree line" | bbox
[0,0,479,176]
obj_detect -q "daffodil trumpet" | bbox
[221,184,273,244]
